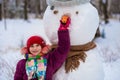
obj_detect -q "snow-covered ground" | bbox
[95,19,120,80]
[0,19,120,80]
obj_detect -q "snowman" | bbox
[43,0,104,80]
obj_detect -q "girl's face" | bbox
[29,43,42,56]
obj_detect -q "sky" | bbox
[0,18,120,80]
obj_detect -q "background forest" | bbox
[0,0,120,22]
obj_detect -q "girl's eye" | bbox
[30,45,34,47]
[30,44,40,47]
[36,44,40,47]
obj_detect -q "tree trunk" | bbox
[0,3,2,20]
[103,0,109,24]
[42,0,47,12]
[35,0,41,18]
[37,0,41,15]
[95,27,101,38]
[3,0,7,30]
[15,0,18,18]
[40,0,47,18]
[24,0,28,20]
[15,0,18,7]
[99,0,103,16]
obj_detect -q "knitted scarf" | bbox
[52,41,96,73]
[25,54,47,80]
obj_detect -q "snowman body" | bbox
[43,1,104,80]
[52,49,104,80]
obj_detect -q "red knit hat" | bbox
[27,36,46,50]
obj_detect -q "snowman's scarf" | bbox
[52,42,96,73]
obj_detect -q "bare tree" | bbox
[15,0,19,18]
[98,0,103,16]
[95,27,101,38]
[37,0,41,15]
[0,0,2,20]
[3,0,7,30]
[24,0,28,20]
[35,0,41,18]
[35,0,47,18]
[40,0,47,17]
[102,0,109,24]
[98,0,109,23]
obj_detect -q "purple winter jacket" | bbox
[14,30,70,80]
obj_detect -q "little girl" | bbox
[14,15,71,80]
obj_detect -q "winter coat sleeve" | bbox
[14,59,26,80]
[48,29,70,73]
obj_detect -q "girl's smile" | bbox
[29,43,42,56]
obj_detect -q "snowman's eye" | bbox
[76,11,79,15]
[50,6,55,10]
[53,10,59,14]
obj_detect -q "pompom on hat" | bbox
[27,36,46,50]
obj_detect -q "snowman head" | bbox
[43,0,99,45]
[47,0,90,7]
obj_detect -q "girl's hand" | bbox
[59,14,71,30]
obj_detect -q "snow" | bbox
[95,19,120,80]
[0,19,120,80]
